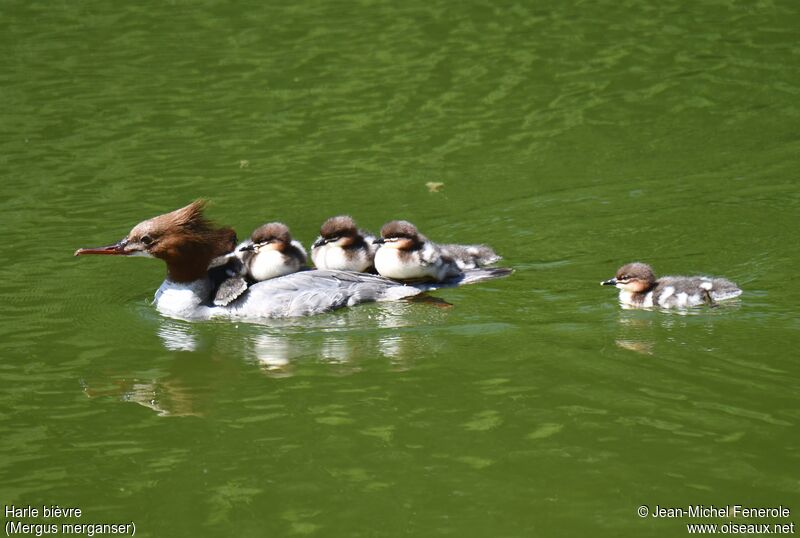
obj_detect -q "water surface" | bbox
[1,1,799,536]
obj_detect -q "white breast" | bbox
[374,248,435,280]
[618,290,653,308]
[313,243,369,272]
[249,250,298,281]
[154,279,214,320]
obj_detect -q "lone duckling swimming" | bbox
[601,262,742,308]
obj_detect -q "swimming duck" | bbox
[75,202,512,320]
[601,262,742,308]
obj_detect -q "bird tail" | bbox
[709,278,742,302]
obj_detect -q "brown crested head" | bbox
[380,220,420,240]
[75,200,237,283]
[602,262,656,293]
[376,220,424,250]
[320,215,358,239]
[616,262,655,283]
[250,222,292,245]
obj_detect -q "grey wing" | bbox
[439,243,501,269]
[213,276,249,306]
[421,242,462,279]
[418,242,443,267]
[238,270,421,317]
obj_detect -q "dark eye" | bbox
[141,235,153,246]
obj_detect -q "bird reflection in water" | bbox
[614,302,741,356]
[83,301,450,415]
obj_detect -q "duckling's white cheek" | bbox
[619,282,641,292]
[615,283,626,290]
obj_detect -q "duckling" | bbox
[310,215,376,272]
[213,222,307,306]
[601,262,742,308]
[373,220,462,282]
[241,222,307,281]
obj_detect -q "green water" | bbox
[2,1,799,536]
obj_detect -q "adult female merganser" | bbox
[75,202,512,320]
[310,216,376,272]
[601,262,742,308]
